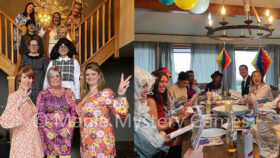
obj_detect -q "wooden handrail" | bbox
[72,0,118,67]
[75,0,109,29]
[0,9,23,76]
[0,10,23,29]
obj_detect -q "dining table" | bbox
[180,97,279,158]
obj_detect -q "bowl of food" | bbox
[222,120,245,131]
[212,105,248,117]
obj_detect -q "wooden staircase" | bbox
[0,0,134,95]
[73,0,119,69]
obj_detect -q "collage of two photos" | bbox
[0,0,280,158]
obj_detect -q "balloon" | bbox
[174,0,197,10]
[189,0,210,14]
[159,0,174,5]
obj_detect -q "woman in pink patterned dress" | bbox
[76,62,131,158]
[0,65,44,158]
[37,66,77,158]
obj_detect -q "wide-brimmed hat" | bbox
[211,71,223,78]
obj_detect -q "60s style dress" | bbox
[76,88,129,158]
[37,88,77,156]
[0,91,44,158]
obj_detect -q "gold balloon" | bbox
[174,0,197,10]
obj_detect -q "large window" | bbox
[235,50,258,91]
[173,48,191,83]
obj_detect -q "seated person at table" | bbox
[168,71,193,106]
[134,67,170,158]
[249,71,273,104]
[205,71,223,92]
[239,65,251,96]
[155,67,172,83]
[186,70,201,99]
[147,71,190,158]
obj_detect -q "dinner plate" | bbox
[212,105,248,117]
[201,128,226,138]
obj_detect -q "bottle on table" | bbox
[205,100,211,115]
[226,110,237,152]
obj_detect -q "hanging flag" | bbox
[216,48,232,72]
[252,48,272,76]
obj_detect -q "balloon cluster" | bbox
[159,0,210,14]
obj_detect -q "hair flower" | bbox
[53,65,61,72]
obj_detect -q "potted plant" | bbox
[0,127,10,158]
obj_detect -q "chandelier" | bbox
[34,0,73,26]
[205,0,274,41]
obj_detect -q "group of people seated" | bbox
[134,67,203,158]
[134,64,280,158]
[0,1,133,158]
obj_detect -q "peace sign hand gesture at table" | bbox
[118,73,132,95]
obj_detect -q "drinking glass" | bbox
[257,121,279,158]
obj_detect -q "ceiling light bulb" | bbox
[265,9,270,17]
[269,16,273,23]
[221,6,226,15]
[209,19,213,26]
[208,13,212,20]
[245,3,250,12]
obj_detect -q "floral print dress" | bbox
[0,91,44,158]
[37,88,77,156]
[76,88,129,158]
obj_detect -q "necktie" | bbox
[242,80,245,91]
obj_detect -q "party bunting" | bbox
[216,48,232,72]
[251,48,272,76]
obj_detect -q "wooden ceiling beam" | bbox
[135,0,280,19]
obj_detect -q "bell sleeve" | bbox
[0,93,25,128]
[64,88,77,138]
[104,88,129,119]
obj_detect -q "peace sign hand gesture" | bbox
[118,73,132,95]
[19,88,31,108]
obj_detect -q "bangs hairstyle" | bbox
[23,2,35,20]
[251,71,264,85]
[50,38,77,60]
[149,71,168,106]
[46,67,61,84]
[16,64,35,84]
[84,62,106,94]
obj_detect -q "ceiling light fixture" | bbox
[205,0,274,41]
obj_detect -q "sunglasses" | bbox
[50,74,60,79]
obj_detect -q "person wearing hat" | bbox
[205,71,223,92]
[154,67,172,83]
[168,71,194,106]
[20,19,44,56]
